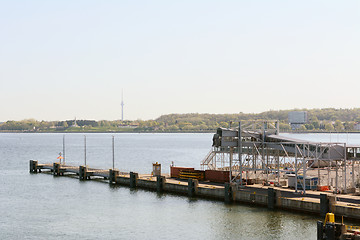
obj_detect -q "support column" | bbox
[29,160,38,173]
[130,172,138,188]
[188,179,198,197]
[352,159,355,190]
[156,176,165,193]
[238,122,243,187]
[109,169,119,184]
[268,187,276,209]
[320,194,329,217]
[335,160,339,193]
[229,147,233,183]
[344,143,347,193]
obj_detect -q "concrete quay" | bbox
[30,160,360,221]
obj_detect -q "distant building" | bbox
[288,111,308,130]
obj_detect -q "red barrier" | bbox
[205,170,230,183]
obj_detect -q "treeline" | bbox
[0,119,136,132]
[151,109,360,132]
[1,108,360,132]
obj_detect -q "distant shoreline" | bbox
[1,130,360,134]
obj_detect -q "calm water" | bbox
[3,132,354,239]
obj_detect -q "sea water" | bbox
[3,132,348,239]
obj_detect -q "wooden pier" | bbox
[30,160,360,222]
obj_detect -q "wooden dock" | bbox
[30,160,360,221]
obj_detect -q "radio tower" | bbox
[121,89,124,121]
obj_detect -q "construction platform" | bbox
[30,160,360,221]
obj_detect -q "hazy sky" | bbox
[0,1,359,121]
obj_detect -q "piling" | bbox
[29,160,38,173]
[156,176,165,193]
[275,189,282,207]
[268,188,276,209]
[317,221,324,240]
[324,223,336,240]
[320,194,329,217]
[79,166,88,180]
[53,162,60,176]
[109,169,119,184]
[224,183,233,203]
[188,178,199,197]
[130,172,138,188]
[329,195,337,213]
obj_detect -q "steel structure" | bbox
[201,121,360,194]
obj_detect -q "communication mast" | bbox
[121,90,124,121]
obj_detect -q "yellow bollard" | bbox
[324,213,335,226]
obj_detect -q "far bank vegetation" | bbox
[1,108,360,133]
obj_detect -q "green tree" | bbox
[334,120,344,131]
[325,123,334,131]
[219,122,229,128]
[279,123,290,130]
[299,125,307,131]
[344,121,355,131]
[312,120,320,129]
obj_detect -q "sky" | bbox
[0,1,359,121]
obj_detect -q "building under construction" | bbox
[201,121,360,194]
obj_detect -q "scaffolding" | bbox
[201,121,360,194]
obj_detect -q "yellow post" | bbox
[324,213,335,226]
